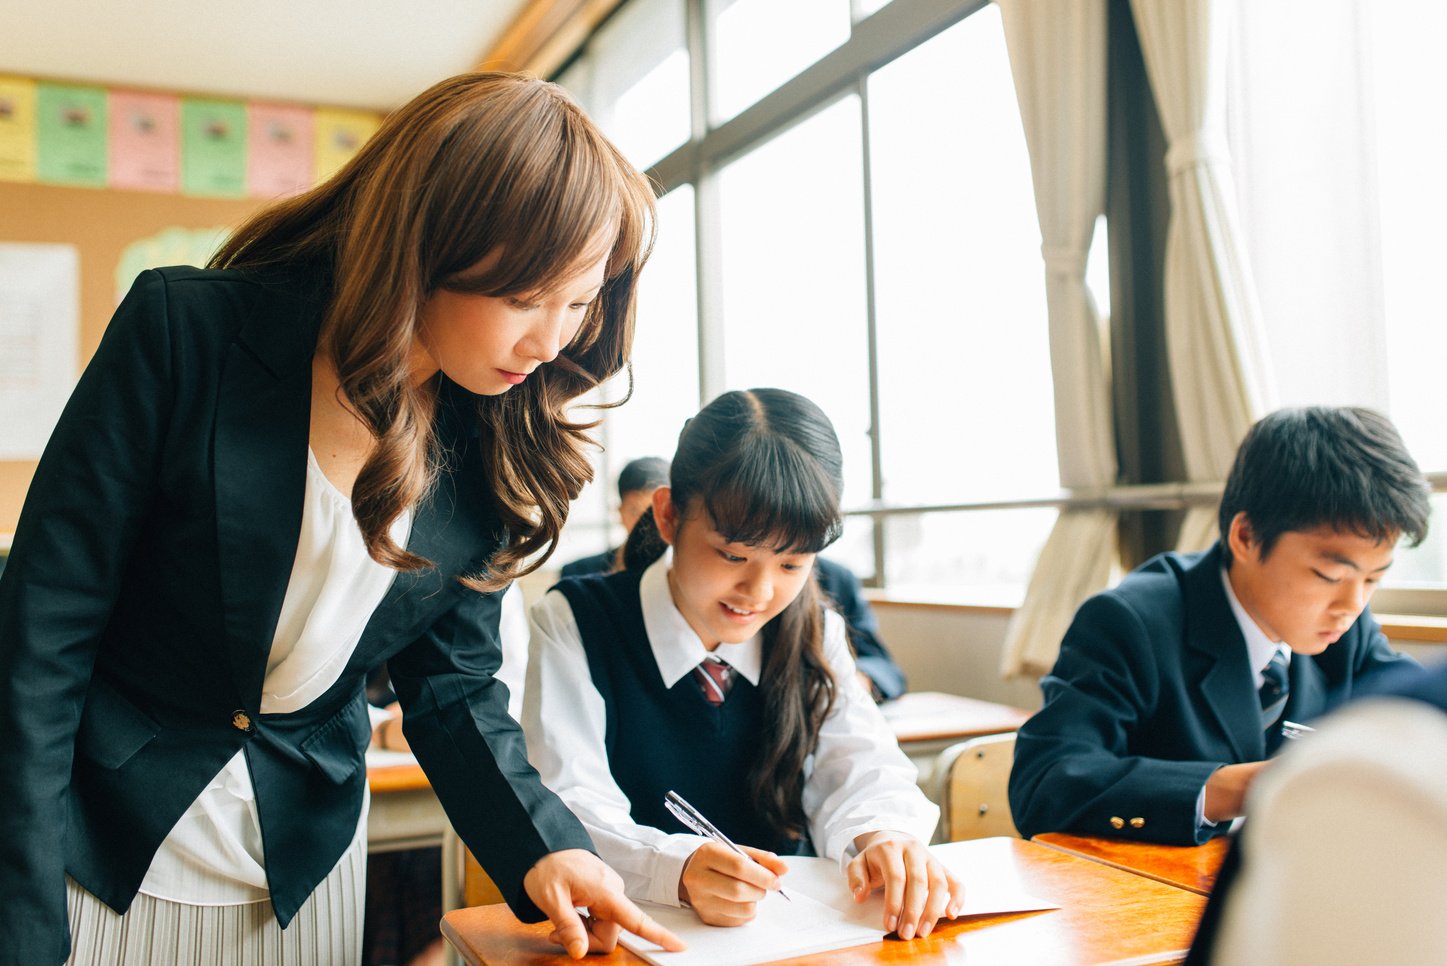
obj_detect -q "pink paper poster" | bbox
[247,103,313,198]
[108,91,179,191]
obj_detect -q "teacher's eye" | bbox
[507,296,540,311]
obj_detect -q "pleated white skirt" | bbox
[64,834,366,966]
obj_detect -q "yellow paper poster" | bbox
[0,76,38,183]
[313,108,380,184]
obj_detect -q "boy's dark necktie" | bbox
[692,657,734,706]
[1259,648,1290,731]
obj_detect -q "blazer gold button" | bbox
[231,710,254,733]
[1130,817,1145,828]
[1110,816,1125,829]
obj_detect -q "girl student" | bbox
[523,388,966,939]
[0,73,683,964]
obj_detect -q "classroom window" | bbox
[867,9,1058,509]
[708,0,852,124]
[716,95,874,508]
[553,0,1062,604]
[1228,0,1447,601]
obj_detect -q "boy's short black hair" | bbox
[617,456,670,500]
[1218,406,1431,563]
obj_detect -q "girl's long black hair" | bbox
[623,388,844,843]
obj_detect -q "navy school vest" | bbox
[554,570,808,857]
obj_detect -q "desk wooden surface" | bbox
[881,691,1031,744]
[367,760,431,794]
[1032,833,1229,897]
[441,836,1206,966]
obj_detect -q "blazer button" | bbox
[231,710,255,734]
[1109,816,1125,830]
[1130,817,1146,829]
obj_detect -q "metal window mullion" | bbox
[685,0,727,404]
[857,74,887,587]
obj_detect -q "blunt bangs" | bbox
[700,435,843,555]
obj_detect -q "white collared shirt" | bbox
[522,553,938,907]
[1199,567,1292,829]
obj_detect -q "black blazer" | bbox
[0,267,592,963]
[1008,543,1415,846]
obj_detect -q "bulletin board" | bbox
[0,180,265,532]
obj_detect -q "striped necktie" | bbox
[1259,648,1290,731]
[692,657,734,706]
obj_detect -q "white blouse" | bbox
[522,553,939,908]
[138,448,411,904]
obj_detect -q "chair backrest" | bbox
[933,732,1019,841]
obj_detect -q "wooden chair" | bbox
[931,732,1020,841]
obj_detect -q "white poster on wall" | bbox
[0,243,79,459]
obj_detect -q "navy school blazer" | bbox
[1007,543,1416,846]
[0,267,593,963]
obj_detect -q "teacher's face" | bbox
[410,249,608,394]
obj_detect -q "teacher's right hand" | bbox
[678,841,788,926]
[524,849,686,959]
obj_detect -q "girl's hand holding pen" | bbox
[678,841,790,926]
[848,830,965,940]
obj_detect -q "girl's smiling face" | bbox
[653,487,816,650]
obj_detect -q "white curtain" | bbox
[1129,0,1275,552]
[995,0,1116,678]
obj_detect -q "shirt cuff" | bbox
[1196,774,1218,829]
[643,834,711,908]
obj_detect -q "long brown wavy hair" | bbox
[623,389,844,842]
[211,72,656,589]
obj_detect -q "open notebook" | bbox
[619,848,1057,966]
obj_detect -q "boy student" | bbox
[561,456,672,578]
[1009,407,1430,846]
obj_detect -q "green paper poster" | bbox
[36,83,108,186]
[181,98,246,197]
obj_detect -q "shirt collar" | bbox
[639,551,763,688]
[1220,565,1288,679]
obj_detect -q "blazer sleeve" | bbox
[1008,593,1225,846]
[0,271,176,963]
[385,581,595,923]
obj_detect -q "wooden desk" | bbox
[440,836,1207,966]
[367,755,448,853]
[1032,833,1229,897]
[880,691,1031,789]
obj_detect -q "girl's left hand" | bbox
[846,830,965,940]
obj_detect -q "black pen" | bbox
[664,790,791,901]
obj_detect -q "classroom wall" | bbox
[0,180,266,531]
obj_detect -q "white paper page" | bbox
[0,243,78,459]
[619,887,880,966]
[619,847,1058,966]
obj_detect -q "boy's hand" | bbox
[1203,760,1271,822]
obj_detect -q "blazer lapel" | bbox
[1184,545,1264,762]
[355,383,505,660]
[214,275,325,706]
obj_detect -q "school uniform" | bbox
[0,267,592,964]
[522,555,938,908]
[1008,543,1415,846]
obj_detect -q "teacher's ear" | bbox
[652,486,680,546]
